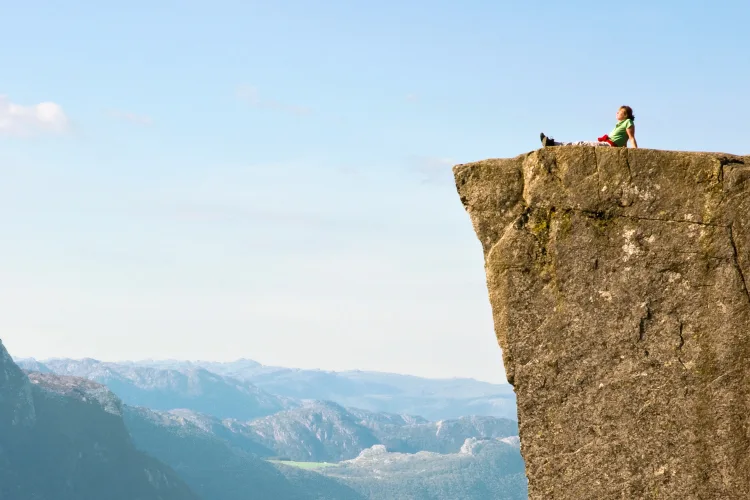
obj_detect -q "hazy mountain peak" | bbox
[15,357,51,373]
[22,357,296,420]
[27,372,123,416]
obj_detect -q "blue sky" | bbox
[1,1,748,383]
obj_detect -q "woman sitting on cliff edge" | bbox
[540,105,638,148]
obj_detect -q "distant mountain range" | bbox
[16,357,296,420]
[15,357,517,421]
[9,349,527,499]
[124,405,364,500]
[124,400,518,463]
[123,404,527,500]
[241,401,518,461]
[0,340,370,499]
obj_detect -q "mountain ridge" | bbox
[18,357,296,420]
[17,356,517,421]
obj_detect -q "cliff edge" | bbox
[454,147,750,499]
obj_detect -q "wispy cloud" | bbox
[406,93,419,102]
[0,95,69,137]
[236,85,312,116]
[108,109,153,126]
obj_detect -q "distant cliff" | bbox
[0,339,198,500]
[454,148,750,499]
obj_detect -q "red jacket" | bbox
[597,134,617,146]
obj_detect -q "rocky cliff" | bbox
[454,147,750,499]
[0,339,199,500]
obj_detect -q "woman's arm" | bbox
[626,126,638,148]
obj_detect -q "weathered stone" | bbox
[454,148,750,499]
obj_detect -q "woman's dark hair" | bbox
[620,105,635,121]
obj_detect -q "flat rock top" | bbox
[454,148,749,254]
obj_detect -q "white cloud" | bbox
[0,95,69,137]
[236,85,312,116]
[108,109,153,126]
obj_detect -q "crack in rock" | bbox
[728,224,750,305]
[677,321,687,370]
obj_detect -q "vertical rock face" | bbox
[454,148,750,499]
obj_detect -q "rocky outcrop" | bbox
[454,148,750,499]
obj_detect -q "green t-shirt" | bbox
[608,118,634,147]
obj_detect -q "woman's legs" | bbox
[558,140,612,147]
[540,133,611,147]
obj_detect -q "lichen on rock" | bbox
[454,147,750,499]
